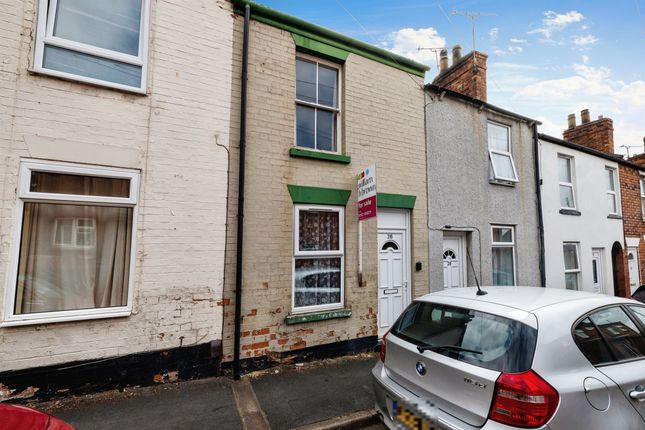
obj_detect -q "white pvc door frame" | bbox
[377,209,411,337]
[443,232,467,288]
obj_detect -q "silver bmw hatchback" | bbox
[372,287,645,429]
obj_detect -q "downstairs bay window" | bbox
[4,161,139,325]
[293,205,344,312]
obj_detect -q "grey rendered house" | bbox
[425,47,543,291]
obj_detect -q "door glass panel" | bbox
[589,307,645,361]
[573,318,615,365]
[592,260,599,284]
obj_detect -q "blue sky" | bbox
[258,0,645,155]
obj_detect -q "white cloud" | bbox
[572,34,598,49]
[508,46,523,54]
[493,45,523,57]
[528,10,584,39]
[489,27,499,41]
[384,27,446,64]
[512,61,645,150]
[510,38,528,44]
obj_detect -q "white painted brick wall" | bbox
[0,0,233,371]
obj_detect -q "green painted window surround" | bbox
[292,34,348,63]
[287,184,352,206]
[377,193,416,209]
[285,308,352,325]
[231,0,429,78]
[289,147,351,164]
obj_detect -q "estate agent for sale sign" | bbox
[357,164,377,221]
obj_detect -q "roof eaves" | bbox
[230,0,430,77]
[425,84,540,124]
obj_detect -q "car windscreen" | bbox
[390,301,537,373]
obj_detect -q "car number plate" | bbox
[393,400,439,430]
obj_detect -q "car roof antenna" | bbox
[466,248,487,296]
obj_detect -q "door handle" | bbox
[630,385,645,401]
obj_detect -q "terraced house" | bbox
[224,0,429,374]
[0,0,233,397]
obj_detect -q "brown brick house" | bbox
[563,110,645,297]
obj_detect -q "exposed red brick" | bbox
[433,51,488,102]
[216,298,231,306]
[290,341,306,350]
[252,328,270,336]
[277,338,289,345]
[240,331,250,337]
[563,116,614,154]
[247,309,257,317]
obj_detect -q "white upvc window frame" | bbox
[2,159,140,327]
[292,204,344,313]
[487,121,519,183]
[294,55,342,154]
[33,0,150,93]
[52,217,97,249]
[558,154,577,210]
[606,166,619,215]
[563,242,581,291]
[491,225,517,286]
[640,176,645,221]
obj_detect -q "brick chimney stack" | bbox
[627,137,645,166]
[432,46,488,102]
[562,109,614,154]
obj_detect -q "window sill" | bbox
[284,308,352,325]
[559,209,581,216]
[607,214,623,220]
[1,309,132,327]
[289,147,351,164]
[489,179,517,187]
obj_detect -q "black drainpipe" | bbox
[233,4,250,381]
[532,122,546,288]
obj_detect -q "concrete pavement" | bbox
[25,353,384,430]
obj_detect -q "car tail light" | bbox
[488,369,559,428]
[379,331,389,362]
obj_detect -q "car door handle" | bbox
[630,385,645,401]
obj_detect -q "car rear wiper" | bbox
[417,343,482,355]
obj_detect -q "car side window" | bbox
[574,306,645,365]
[629,306,645,327]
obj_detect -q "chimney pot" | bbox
[452,44,462,63]
[567,113,576,129]
[598,115,603,120]
[439,48,449,72]
[581,109,590,124]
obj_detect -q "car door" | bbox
[588,306,645,421]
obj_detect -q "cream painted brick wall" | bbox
[0,0,234,371]
[222,19,428,362]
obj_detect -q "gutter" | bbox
[233,4,250,381]
[533,123,546,288]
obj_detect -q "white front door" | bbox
[628,247,640,295]
[443,235,465,288]
[591,249,605,294]
[377,209,410,337]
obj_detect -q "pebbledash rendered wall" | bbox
[0,0,233,380]
[425,89,542,291]
[222,6,429,367]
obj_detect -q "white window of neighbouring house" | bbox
[606,167,619,215]
[33,0,150,93]
[563,242,581,290]
[293,205,344,312]
[487,122,518,182]
[4,161,139,326]
[641,176,645,220]
[491,226,515,286]
[558,155,576,209]
[295,57,341,153]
